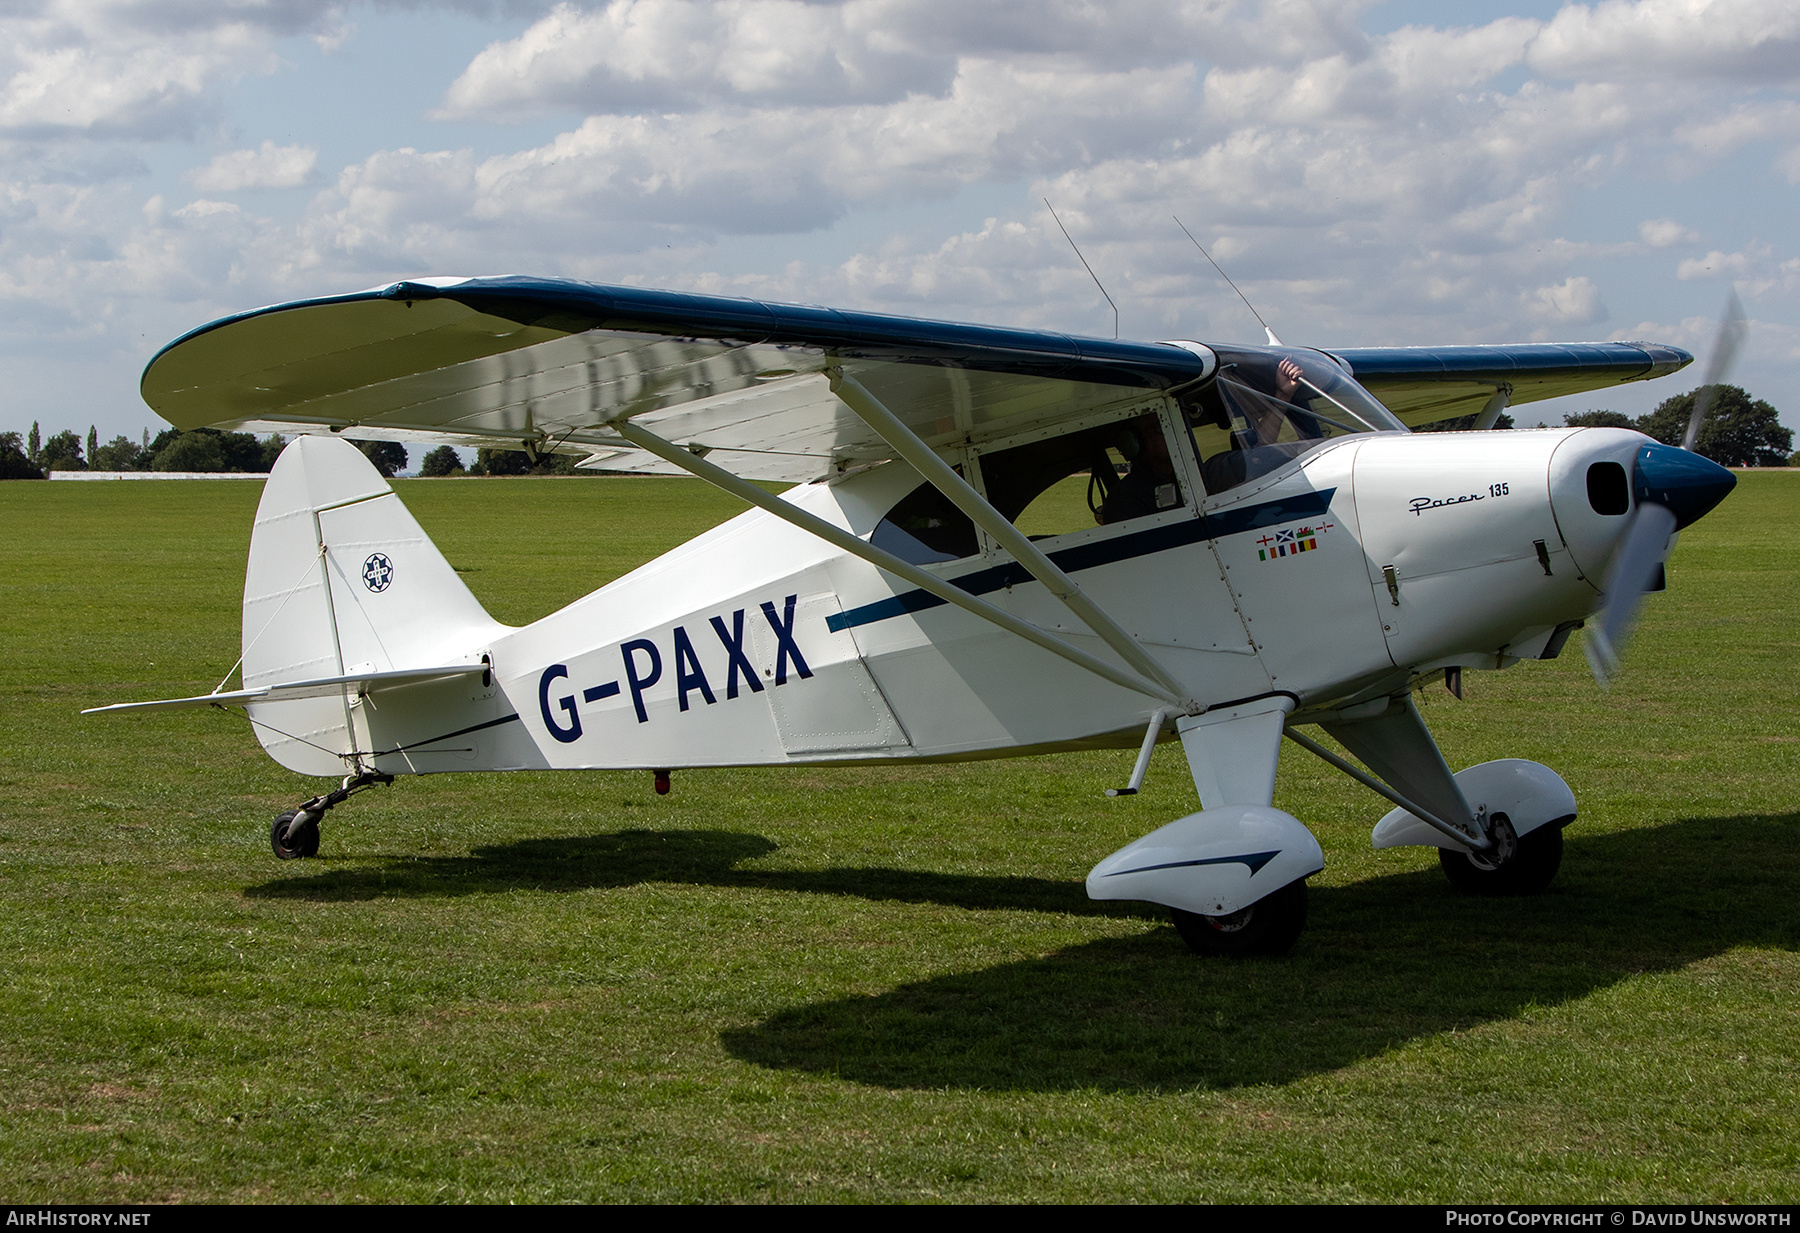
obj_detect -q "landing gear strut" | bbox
[269,771,394,860]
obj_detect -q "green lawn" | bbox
[0,471,1795,1203]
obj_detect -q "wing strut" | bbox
[1282,728,1491,851]
[612,420,1189,709]
[827,370,1196,710]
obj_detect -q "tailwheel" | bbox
[1438,813,1566,895]
[1172,878,1309,958]
[270,809,321,860]
[265,771,394,861]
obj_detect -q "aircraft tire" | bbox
[270,810,320,860]
[1438,815,1563,895]
[1171,877,1308,958]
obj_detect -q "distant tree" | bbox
[1638,385,1792,467]
[474,447,535,476]
[471,446,586,475]
[1563,410,1635,429]
[89,435,144,471]
[0,431,44,479]
[217,430,271,472]
[259,435,286,470]
[40,429,85,470]
[146,427,276,472]
[419,445,464,477]
[146,427,179,458]
[152,430,226,472]
[27,421,40,464]
[87,425,98,464]
[357,439,409,477]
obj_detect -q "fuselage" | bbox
[442,424,1668,774]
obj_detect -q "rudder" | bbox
[242,436,508,775]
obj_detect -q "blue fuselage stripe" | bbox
[827,488,1335,633]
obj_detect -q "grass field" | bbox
[1,470,1796,1203]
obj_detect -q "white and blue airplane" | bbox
[89,276,1736,955]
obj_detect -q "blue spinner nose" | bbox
[1634,442,1737,530]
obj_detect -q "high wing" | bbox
[1332,342,1691,428]
[143,275,1692,480]
[144,275,1211,483]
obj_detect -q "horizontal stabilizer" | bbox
[83,664,487,715]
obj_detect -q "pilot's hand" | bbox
[1276,357,1302,401]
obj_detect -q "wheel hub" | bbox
[1205,905,1256,933]
[1466,812,1518,870]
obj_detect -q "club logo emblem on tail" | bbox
[362,553,394,592]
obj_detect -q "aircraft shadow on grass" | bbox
[245,826,1158,919]
[247,813,1798,1092]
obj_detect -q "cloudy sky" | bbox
[5,0,1798,445]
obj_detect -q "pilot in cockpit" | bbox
[1094,412,1181,525]
[1181,347,1396,496]
[1187,354,1321,493]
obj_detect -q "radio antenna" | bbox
[1045,198,1118,339]
[1173,215,1281,345]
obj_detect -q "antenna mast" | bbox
[1045,199,1118,339]
[1174,215,1281,345]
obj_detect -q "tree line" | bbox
[1562,384,1792,467]
[0,423,570,481]
[415,444,597,477]
[0,426,414,480]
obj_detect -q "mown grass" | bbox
[0,471,1795,1203]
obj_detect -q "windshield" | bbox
[1179,346,1404,495]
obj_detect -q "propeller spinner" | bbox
[1584,442,1736,684]
[1584,291,1745,686]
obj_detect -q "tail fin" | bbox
[243,436,507,775]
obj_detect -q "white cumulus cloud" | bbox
[1527,276,1607,323]
[1639,217,1700,247]
[266,0,1800,355]
[1676,242,1800,298]
[189,141,319,191]
[434,0,1380,121]
[1528,0,1800,84]
[5,0,1800,439]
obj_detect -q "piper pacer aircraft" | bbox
[90,275,1737,955]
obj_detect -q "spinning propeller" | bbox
[1584,293,1744,685]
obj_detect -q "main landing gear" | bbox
[269,770,393,860]
[1171,878,1309,958]
[1439,813,1566,895]
[1092,692,1581,958]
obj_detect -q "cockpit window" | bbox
[1180,347,1405,495]
[867,413,1190,565]
[979,414,1185,537]
[870,476,978,564]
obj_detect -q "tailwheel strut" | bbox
[269,770,394,860]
